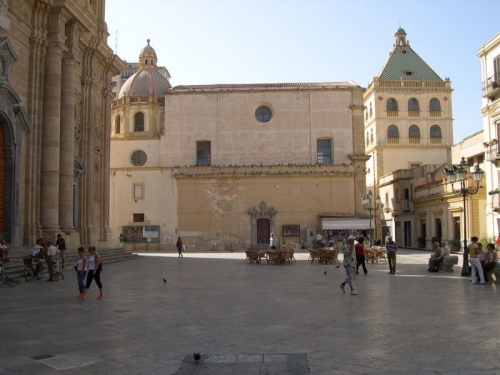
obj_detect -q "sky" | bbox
[104,0,500,144]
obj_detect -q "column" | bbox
[40,14,65,235]
[59,26,76,233]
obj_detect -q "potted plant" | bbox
[417,237,426,248]
[448,239,461,252]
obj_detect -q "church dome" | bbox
[118,39,171,99]
[118,70,171,98]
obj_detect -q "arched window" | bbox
[408,98,420,111]
[409,125,420,138]
[386,98,398,111]
[429,98,441,111]
[430,125,442,138]
[387,125,399,138]
[115,115,120,134]
[134,112,144,132]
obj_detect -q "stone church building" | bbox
[0,0,123,247]
[110,41,371,250]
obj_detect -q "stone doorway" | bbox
[0,123,4,238]
[248,201,277,249]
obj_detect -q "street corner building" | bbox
[0,0,124,247]
[110,40,371,251]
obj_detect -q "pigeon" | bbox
[193,353,201,362]
[163,278,167,283]
[335,264,341,269]
[324,270,327,275]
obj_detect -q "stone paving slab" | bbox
[1,249,499,375]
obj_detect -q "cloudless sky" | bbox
[105,0,500,144]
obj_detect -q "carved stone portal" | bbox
[248,201,277,248]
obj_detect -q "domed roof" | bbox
[118,69,171,99]
[118,39,171,99]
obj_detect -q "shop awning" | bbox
[321,218,371,230]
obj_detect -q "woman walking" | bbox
[74,247,88,297]
[79,246,104,299]
[339,235,357,295]
[355,236,368,275]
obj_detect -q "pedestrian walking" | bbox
[386,236,397,274]
[468,236,485,284]
[176,237,183,258]
[339,235,357,295]
[79,246,104,299]
[270,233,277,250]
[56,234,66,268]
[74,247,87,296]
[355,236,368,275]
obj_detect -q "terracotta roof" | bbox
[171,81,361,92]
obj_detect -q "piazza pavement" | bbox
[1,248,499,375]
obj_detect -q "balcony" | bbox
[482,74,500,98]
[402,199,410,212]
[492,193,500,210]
[429,137,442,144]
[386,111,399,117]
[408,111,420,117]
[429,111,441,117]
[408,137,421,145]
[387,137,400,145]
[485,143,500,165]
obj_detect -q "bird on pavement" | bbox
[324,270,327,275]
[163,278,167,283]
[335,264,341,269]
[193,353,201,362]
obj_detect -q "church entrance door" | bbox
[257,219,270,249]
[0,124,5,238]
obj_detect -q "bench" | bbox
[428,255,458,272]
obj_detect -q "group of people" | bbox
[339,234,398,295]
[30,235,67,281]
[28,235,104,298]
[467,236,500,284]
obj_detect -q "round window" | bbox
[131,150,147,166]
[255,106,272,123]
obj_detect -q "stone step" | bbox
[0,248,139,286]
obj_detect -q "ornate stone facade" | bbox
[0,0,124,247]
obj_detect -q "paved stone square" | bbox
[1,249,499,375]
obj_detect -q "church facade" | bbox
[110,41,370,250]
[0,0,123,247]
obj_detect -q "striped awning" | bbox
[321,218,371,230]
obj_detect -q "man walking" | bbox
[46,241,60,281]
[386,236,397,274]
[56,234,66,268]
[269,233,277,250]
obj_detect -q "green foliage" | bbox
[448,239,461,249]
[431,236,441,245]
[417,237,426,245]
[479,234,497,249]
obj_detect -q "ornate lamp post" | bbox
[442,157,484,277]
[361,190,382,246]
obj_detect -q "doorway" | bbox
[403,221,411,247]
[257,219,270,248]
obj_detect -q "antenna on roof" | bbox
[115,29,118,55]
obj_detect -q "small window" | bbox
[255,106,272,122]
[133,213,145,222]
[115,115,121,134]
[409,125,420,138]
[408,98,420,111]
[131,150,147,166]
[317,139,332,164]
[134,112,144,132]
[134,184,143,199]
[410,163,420,169]
[370,128,373,143]
[386,98,398,111]
[429,98,441,111]
[197,141,211,166]
[366,131,369,146]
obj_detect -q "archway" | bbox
[257,219,270,247]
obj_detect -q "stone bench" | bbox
[428,255,458,272]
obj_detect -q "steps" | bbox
[0,247,139,286]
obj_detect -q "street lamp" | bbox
[361,190,382,246]
[442,157,484,277]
